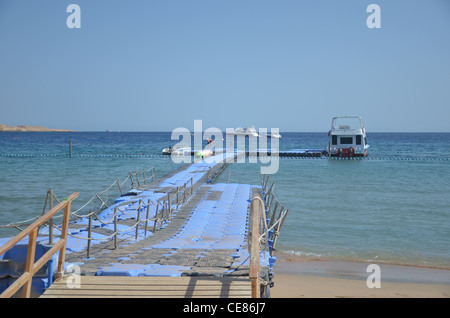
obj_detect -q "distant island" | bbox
[0,124,74,132]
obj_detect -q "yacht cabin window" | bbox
[356,135,362,145]
[340,137,353,145]
[332,135,337,145]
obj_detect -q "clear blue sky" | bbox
[1,0,449,132]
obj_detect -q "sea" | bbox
[0,131,449,270]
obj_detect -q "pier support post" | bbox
[87,212,92,258]
[153,202,159,232]
[49,189,54,244]
[136,200,142,240]
[114,208,118,249]
[249,196,262,298]
[116,179,123,195]
[144,200,150,237]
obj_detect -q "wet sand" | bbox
[270,251,450,298]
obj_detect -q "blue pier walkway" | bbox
[1,151,280,297]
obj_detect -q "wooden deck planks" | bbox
[41,275,252,298]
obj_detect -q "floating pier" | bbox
[1,151,287,298]
[164,148,328,158]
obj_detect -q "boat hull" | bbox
[330,148,368,158]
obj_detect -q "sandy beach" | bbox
[270,252,450,298]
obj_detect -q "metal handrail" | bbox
[260,175,289,253]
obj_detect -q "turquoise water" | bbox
[1,132,449,269]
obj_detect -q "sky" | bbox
[0,0,449,132]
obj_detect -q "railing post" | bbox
[87,212,93,258]
[168,194,171,217]
[273,209,289,249]
[267,192,275,216]
[129,172,135,188]
[116,178,123,195]
[42,190,49,216]
[268,201,279,229]
[136,200,142,240]
[56,198,72,279]
[265,182,275,203]
[249,196,262,298]
[144,199,150,237]
[49,189,54,244]
[22,228,38,298]
[153,202,159,232]
[135,171,141,187]
[114,207,118,249]
[161,201,166,221]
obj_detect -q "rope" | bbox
[49,202,160,243]
[0,167,158,230]
[0,153,168,158]
[1,152,448,161]
[17,167,195,251]
[0,216,39,229]
[258,178,290,251]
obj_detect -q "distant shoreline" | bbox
[0,127,449,133]
[0,124,74,132]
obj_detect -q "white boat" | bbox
[227,126,259,137]
[258,130,282,139]
[233,127,246,135]
[245,126,259,137]
[328,116,369,157]
[162,145,192,156]
[269,131,281,139]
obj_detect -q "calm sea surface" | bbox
[1,131,449,269]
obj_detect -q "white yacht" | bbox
[233,127,246,135]
[162,145,192,156]
[328,116,369,157]
[269,131,281,139]
[258,130,281,139]
[245,126,259,137]
[227,126,259,137]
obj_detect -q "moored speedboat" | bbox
[162,145,192,156]
[226,126,259,137]
[328,116,369,157]
[258,130,282,139]
[245,126,259,137]
[270,131,281,139]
